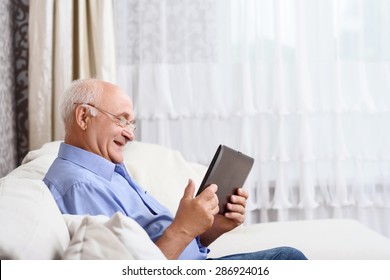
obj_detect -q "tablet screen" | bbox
[196,145,254,214]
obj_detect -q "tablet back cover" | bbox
[196,145,254,213]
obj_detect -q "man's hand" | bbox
[200,187,248,247]
[172,179,219,238]
[155,179,219,259]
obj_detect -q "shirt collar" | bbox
[57,142,116,181]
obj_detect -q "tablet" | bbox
[196,145,254,214]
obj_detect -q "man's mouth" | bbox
[114,140,124,147]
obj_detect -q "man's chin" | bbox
[112,154,124,163]
[109,150,124,164]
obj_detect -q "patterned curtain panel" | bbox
[13,0,29,165]
[0,0,29,177]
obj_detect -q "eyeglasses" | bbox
[75,103,136,133]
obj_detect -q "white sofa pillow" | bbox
[0,177,69,259]
[63,213,166,260]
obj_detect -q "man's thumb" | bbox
[183,178,195,198]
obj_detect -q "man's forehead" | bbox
[101,83,132,103]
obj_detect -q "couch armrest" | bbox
[208,219,390,259]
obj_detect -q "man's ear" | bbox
[74,105,91,130]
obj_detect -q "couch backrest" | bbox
[123,141,207,214]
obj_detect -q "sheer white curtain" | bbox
[114,0,390,238]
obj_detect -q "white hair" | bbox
[60,78,103,131]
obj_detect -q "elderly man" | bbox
[44,78,307,260]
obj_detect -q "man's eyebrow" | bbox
[117,111,130,117]
[118,112,135,122]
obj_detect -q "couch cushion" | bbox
[0,177,70,259]
[62,213,166,260]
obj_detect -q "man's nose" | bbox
[122,127,134,142]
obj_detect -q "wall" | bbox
[0,0,17,177]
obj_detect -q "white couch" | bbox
[1,141,390,260]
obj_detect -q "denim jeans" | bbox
[208,246,308,260]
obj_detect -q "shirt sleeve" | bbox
[51,180,124,217]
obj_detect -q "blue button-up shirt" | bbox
[43,142,208,260]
